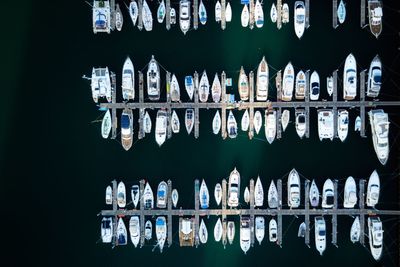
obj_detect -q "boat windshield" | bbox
[298,115,305,123]
[95,14,107,29]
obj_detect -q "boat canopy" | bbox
[121,114,130,129]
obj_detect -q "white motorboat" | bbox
[122,57,135,101]
[101,217,113,243]
[318,109,334,141]
[215,1,222,22]
[91,67,111,103]
[244,186,250,204]
[179,0,191,35]
[117,181,126,208]
[157,0,166,23]
[241,110,250,131]
[326,76,333,96]
[105,185,112,205]
[211,73,222,102]
[142,0,153,31]
[256,56,269,101]
[287,168,300,208]
[269,218,277,242]
[268,180,278,208]
[354,116,361,132]
[344,176,357,208]
[185,108,194,134]
[93,0,111,33]
[227,221,235,244]
[367,55,382,97]
[254,111,262,134]
[282,62,295,101]
[226,3,232,22]
[369,109,389,165]
[170,75,180,102]
[309,180,320,207]
[281,109,290,132]
[337,0,346,24]
[101,110,112,139]
[255,0,264,28]
[294,1,305,39]
[147,56,160,101]
[121,108,133,151]
[144,111,152,133]
[172,189,179,208]
[199,219,208,244]
[131,185,140,208]
[199,0,207,25]
[368,216,383,261]
[143,182,154,209]
[214,183,222,206]
[214,218,223,242]
[343,53,357,100]
[295,70,306,99]
[368,0,383,39]
[254,176,264,207]
[322,179,334,209]
[155,109,167,146]
[240,216,251,254]
[350,216,360,243]
[129,216,140,247]
[170,8,177,24]
[314,216,326,255]
[241,4,250,27]
[227,111,238,139]
[367,170,380,207]
[200,179,210,209]
[310,71,320,101]
[212,110,222,135]
[264,109,276,144]
[199,71,210,102]
[184,75,194,100]
[156,216,167,252]
[270,3,277,23]
[228,167,240,207]
[255,216,265,245]
[171,110,180,133]
[295,110,306,138]
[298,222,306,238]
[238,66,249,100]
[115,4,123,31]
[117,218,128,245]
[145,220,152,240]
[157,181,168,209]
[282,3,289,23]
[337,109,349,142]
[128,0,138,27]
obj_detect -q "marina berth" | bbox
[254,176,264,207]
[366,170,380,208]
[241,109,250,132]
[255,0,264,28]
[105,186,112,205]
[142,0,153,31]
[101,217,113,243]
[129,216,140,247]
[241,4,250,27]
[287,168,300,208]
[309,180,319,207]
[185,108,195,134]
[156,216,167,252]
[314,216,326,255]
[157,181,168,208]
[240,216,251,254]
[343,53,357,100]
[337,0,346,24]
[254,111,262,134]
[129,1,139,27]
[268,180,278,208]
[309,71,320,101]
[317,109,334,141]
[344,176,357,208]
[199,219,208,244]
[337,109,349,142]
[171,110,180,133]
[117,181,126,208]
[155,109,167,146]
[368,216,383,260]
[214,218,223,242]
[157,0,166,23]
[115,4,123,31]
[228,168,240,207]
[145,220,152,240]
[295,70,306,99]
[238,67,249,100]
[321,179,334,209]
[131,185,140,208]
[199,0,207,25]
[212,110,222,135]
[269,218,278,242]
[264,109,277,144]
[122,57,135,101]
[170,74,181,102]
[199,71,210,102]
[255,216,265,244]
[350,216,360,243]
[147,56,161,101]
[227,111,238,139]
[211,73,222,103]
[256,56,269,101]
[121,108,133,151]
[227,221,235,244]
[143,182,154,209]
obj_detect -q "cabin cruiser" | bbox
[282,62,295,101]
[318,109,334,141]
[142,0,153,31]
[337,0,346,24]
[121,108,133,151]
[369,109,389,165]
[157,0,166,23]
[211,73,222,103]
[344,176,357,208]
[264,110,277,144]
[367,170,380,207]
[367,55,382,97]
[91,67,111,103]
[350,216,360,243]
[117,181,126,208]
[179,0,191,34]
[270,3,277,23]
[295,70,306,99]
[93,0,111,33]
[255,0,264,28]
[228,168,240,207]
[185,108,194,134]
[295,110,306,138]
[294,1,305,39]
[117,218,128,245]
[129,216,140,247]
[145,220,152,240]
[257,56,269,101]
[147,56,161,101]
[156,216,167,252]
[240,216,251,254]
[171,110,180,133]
[179,218,194,247]
[314,216,326,255]
[241,4,250,27]
[254,176,264,207]
[199,219,208,244]
[155,109,167,146]
[227,111,238,139]
[199,71,210,102]
[322,179,334,209]
[172,189,179,208]
[269,218,278,242]
[254,111,262,134]
[105,185,112,205]
[241,110,250,131]
[281,109,290,132]
[157,181,168,208]
[287,168,300,208]
[185,75,194,100]
[101,217,113,243]
[128,0,138,27]
[122,57,135,101]
[143,182,154,209]
[101,110,112,139]
[268,180,278,208]
[255,216,265,245]
[199,179,210,209]
[214,183,222,206]
[227,221,235,244]
[368,0,383,38]
[131,185,140,208]
[309,180,320,207]
[238,67,249,100]
[368,216,383,260]
[310,71,320,101]
[343,53,357,100]
[199,0,207,25]
[170,74,180,102]
[337,109,349,142]
[214,218,222,242]
[213,110,221,135]
[215,1,222,22]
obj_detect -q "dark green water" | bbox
[3,0,400,266]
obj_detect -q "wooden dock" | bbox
[166,0,171,30]
[139,179,145,247]
[167,180,173,247]
[359,70,367,137]
[110,0,116,31]
[305,0,310,28]
[221,0,226,30]
[249,0,255,29]
[331,180,338,247]
[305,70,310,138]
[138,0,143,31]
[138,72,145,140]
[360,0,367,28]
[304,180,310,247]
[194,72,200,139]
[332,70,338,138]
[275,70,282,101]
[166,72,172,139]
[277,0,282,29]
[332,0,338,29]
[359,179,366,246]
[193,0,198,30]
[248,71,255,140]
[221,71,227,139]
[110,72,117,139]
[222,179,227,248]
[249,179,255,246]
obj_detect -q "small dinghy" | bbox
[268,180,278,208]
[115,4,123,31]
[105,186,112,205]
[129,0,138,27]
[214,183,222,206]
[212,110,222,135]
[270,3,277,23]
[185,109,194,134]
[184,75,194,100]
[244,186,250,204]
[269,218,278,242]
[255,216,265,245]
[145,220,152,240]
[144,111,152,133]
[241,4,249,27]
[350,216,360,243]
[131,185,140,208]
[226,3,232,22]
[337,0,346,24]
[298,222,306,238]
[199,0,207,25]
[214,218,223,242]
[101,110,112,139]
[309,180,320,207]
[241,110,250,131]
[171,189,179,208]
[282,3,289,24]
[281,109,290,132]
[211,73,222,102]
[254,110,262,134]
[215,1,222,22]
[227,221,235,244]
[171,110,180,134]
[199,219,208,244]
[157,0,166,23]
[354,116,361,132]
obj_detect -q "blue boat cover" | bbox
[121,114,130,129]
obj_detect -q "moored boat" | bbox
[184,75,194,100]
[298,222,306,238]
[170,74,180,102]
[241,4,250,27]
[199,71,210,102]
[368,0,383,38]
[228,168,240,207]
[255,216,265,245]
[256,56,269,101]
[227,221,235,244]
[366,170,380,207]
[227,111,238,139]
[238,66,249,100]
[214,183,222,206]
[270,3,277,23]
[240,216,251,253]
[115,4,123,31]
[309,180,320,207]
[101,110,112,139]
[281,110,290,132]
[143,182,154,209]
[117,218,128,245]
[310,71,320,101]
[367,55,382,97]
[185,108,194,134]
[282,3,289,23]
[337,0,346,24]
[254,111,262,134]
[172,189,179,208]
[171,110,180,133]
[105,185,112,205]
[147,56,161,101]
[142,0,153,31]
[268,180,278,208]
[369,109,389,165]
[368,216,383,260]
[121,108,133,151]
[157,0,166,23]
[200,179,210,209]
[255,0,264,28]
[337,109,349,142]
[318,109,334,141]
[199,0,207,25]
[215,1,222,22]
[282,62,295,101]
[122,56,135,101]
[129,216,140,247]
[294,1,305,39]
[199,219,208,244]
[155,109,167,146]
[101,217,113,243]
[211,73,222,102]
[327,76,333,96]
[145,220,152,240]
[212,110,222,135]
[287,168,300,208]
[315,216,326,255]
[350,216,360,243]
[264,109,276,144]
[295,70,306,99]
[226,3,232,22]
[241,109,250,131]
[322,179,334,209]
[128,0,138,27]
[269,218,278,242]
[179,0,191,35]
[156,216,167,252]
[214,218,223,242]
[295,110,306,138]
[343,53,357,100]
[254,176,264,207]
[144,111,152,133]
[354,116,361,132]
[117,181,126,208]
[91,67,111,103]
[131,185,140,208]
[244,187,250,204]
[157,181,168,209]
[170,8,177,24]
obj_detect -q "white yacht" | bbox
[241,4,250,27]
[314,216,326,255]
[228,167,240,207]
[157,0,166,23]
[337,0,346,24]
[122,56,135,101]
[199,71,210,102]
[295,110,306,138]
[326,76,333,96]
[145,220,152,240]
[254,176,264,207]
[128,0,138,27]
[199,219,208,244]
[344,176,357,208]
[309,180,320,207]
[215,1,222,22]
[199,0,207,25]
[337,109,349,142]
[310,71,320,101]
[142,0,153,31]
[101,217,113,243]
[264,110,276,144]
[129,216,140,247]
[121,108,133,151]
[227,111,238,139]
[256,56,269,101]
[282,3,289,23]
[91,67,111,103]
[156,216,167,252]
[211,73,222,103]
[93,0,111,33]
[282,62,295,101]
[322,179,334,209]
[244,187,250,204]
[367,170,380,207]
[185,108,194,134]
[241,110,250,131]
[255,0,264,28]
[155,109,167,146]
[143,182,154,209]
[117,218,128,245]
[185,75,194,100]
[238,67,249,100]
[172,189,179,208]
[214,183,222,206]
[115,4,123,31]
[369,109,389,165]
[255,216,265,245]
[171,110,180,133]
[131,185,140,208]
[240,216,251,254]
[368,0,383,38]
[105,186,112,205]
[287,168,300,208]
[294,1,305,39]
[281,109,290,132]
[214,218,223,242]
[200,179,210,209]
[350,216,360,243]
[270,3,277,23]
[317,109,334,141]
[179,0,191,34]
[354,116,361,132]
[268,180,278,208]
[295,70,306,99]
[170,74,180,102]
[227,221,235,244]
[147,56,161,101]
[367,55,382,97]
[226,3,232,22]
[254,111,262,134]
[343,53,357,100]
[269,218,278,242]
[144,111,152,133]
[368,216,383,261]
[157,181,168,209]
[117,181,126,208]
[101,110,112,139]
[212,110,222,135]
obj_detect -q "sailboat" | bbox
[171,110,180,134]
[213,110,222,135]
[185,109,194,134]
[226,2,232,22]
[199,0,207,25]
[147,55,161,101]
[264,109,276,144]
[199,179,210,209]
[255,0,264,28]
[199,71,210,102]
[101,110,112,139]
[254,176,264,207]
[343,53,357,100]
[157,0,166,23]
[155,216,167,253]
[214,183,222,206]
[255,216,265,245]
[241,110,250,131]
[268,180,278,208]
[155,109,167,146]
[344,177,357,208]
[227,221,235,244]
[117,218,128,245]
[121,108,133,151]
[115,4,123,31]
[184,75,194,100]
[350,216,361,243]
[170,74,180,102]
[294,1,305,39]
[129,0,138,27]
[142,0,153,31]
[179,0,191,35]
[214,218,223,242]
[129,216,140,247]
[295,70,306,99]
[144,111,152,133]
[215,1,222,22]
[241,4,250,27]
[211,73,222,102]
[282,62,295,101]
[131,185,140,208]
[199,219,208,244]
[281,109,290,132]
[227,111,238,139]
[256,56,269,101]
[172,189,179,207]
[122,56,135,101]
[254,111,262,134]
[238,66,249,100]
[337,0,346,24]
[270,3,277,23]
[309,180,320,207]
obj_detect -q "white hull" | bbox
[241,109,250,131]
[238,67,249,100]
[199,219,208,244]
[121,108,133,151]
[214,218,222,242]
[199,0,207,25]
[226,3,232,22]
[322,179,334,209]
[214,183,222,206]
[212,110,222,135]
[144,111,152,133]
[295,70,306,99]
[155,109,167,146]
[227,221,235,244]
[254,176,264,207]
[281,109,290,132]
[117,181,126,208]
[129,216,140,247]
[368,216,383,261]
[343,53,357,100]
[157,181,168,209]
[310,71,320,101]
[268,180,278,208]
[256,56,269,101]
[350,216,360,243]
[309,180,320,207]
[101,110,112,139]
[211,73,222,102]
[199,71,210,102]
[270,3,277,23]
[241,4,250,27]
[170,74,180,102]
[105,186,112,205]
[240,216,251,254]
[199,179,210,209]
[155,217,167,252]
[145,220,152,240]
[318,109,334,141]
[157,0,166,23]
[367,55,382,97]
[171,110,180,134]
[227,111,238,139]
[295,110,306,138]
[244,187,250,204]
[254,111,262,134]
[294,1,305,39]
[337,0,346,24]
[117,218,128,245]
[337,109,349,142]
[215,1,221,22]
[122,56,135,101]
[185,109,194,134]
[255,0,264,28]
[101,217,113,243]
[287,168,300,208]
[171,189,179,208]
[269,218,277,242]
[179,0,191,35]
[131,185,140,208]
[282,62,295,101]
[147,56,160,101]
[366,170,380,207]
[228,168,240,207]
[185,75,194,100]
[129,1,138,27]
[143,182,154,209]
[255,216,265,245]
[264,110,276,144]
[315,217,326,255]
[344,176,357,208]
[369,109,389,165]
[142,0,153,31]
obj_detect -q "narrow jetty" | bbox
[110,71,117,139]
[193,0,198,30]
[332,0,338,29]
[138,0,143,31]
[277,0,282,29]
[249,0,255,29]
[360,0,367,28]
[248,71,255,140]
[305,0,310,28]
[166,0,171,30]
[138,72,145,139]
[221,0,226,30]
